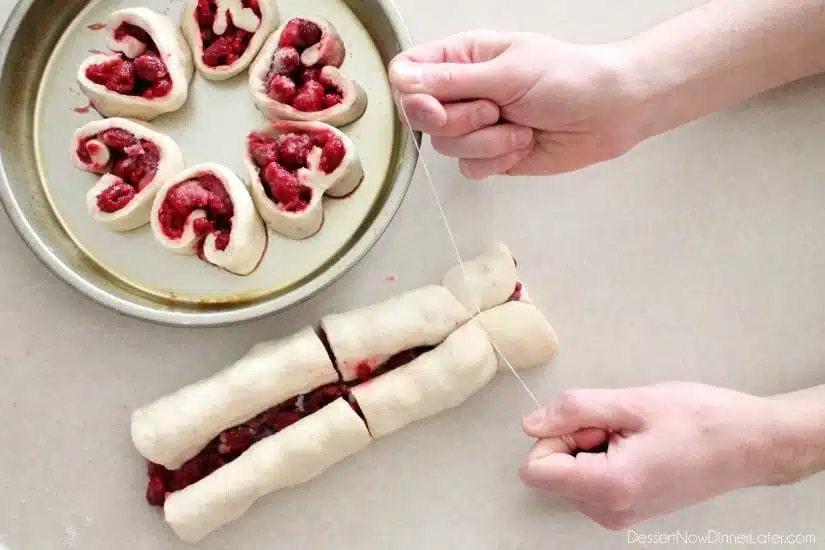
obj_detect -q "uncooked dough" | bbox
[149,163,268,276]
[248,16,367,127]
[442,241,519,313]
[69,117,184,232]
[320,285,472,381]
[163,398,371,543]
[77,7,193,120]
[245,120,364,240]
[129,241,559,543]
[350,318,498,438]
[131,326,338,470]
[180,0,280,81]
[476,301,559,371]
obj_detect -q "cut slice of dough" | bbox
[442,241,519,313]
[131,326,339,470]
[476,301,558,371]
[244,120,364,240]
[248,16,367,127]
[163,398,371,543]
[319,285,472,381]
[149,163,268,276]
[350,318,498,438]
[69,117,184,232]
[181,0,280,81]
[77,7,193,120]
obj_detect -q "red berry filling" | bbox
[145,382,349,506]
[349,347,434,384]
[157,174,234,254]
[84,23,172,98]
[76,128,161,213]
[508,281,523,302]
[264,19,344,111]
[247,129,347,213]
[196,0,262,67]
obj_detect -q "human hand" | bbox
[388,30,647,179]
[518,382,810,530]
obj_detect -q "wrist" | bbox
[748,395,825,487]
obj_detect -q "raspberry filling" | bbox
[157,174,234,254]
[76,128,160,213]
[196,0,262,67]
[84,23,172,98]
[264,19,344,111]
[247,130,346,212]
[508,282,523,302]
[350,347,434,383]
[145,382,354,506]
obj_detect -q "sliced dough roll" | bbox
[441,241,519,313]
[476,301,559,371]
[131,326,339,470]
[77,7,194,120]
[319,285,472,382]
[164,398,371,543]
[181,0,280,81]
[149,163,268,276]
[350,318,498,438]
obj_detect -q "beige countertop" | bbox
[2,0,824,548]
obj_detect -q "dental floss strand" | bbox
[385,0,543,410]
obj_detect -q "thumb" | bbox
[522,389,646,438]
[389,58,512,103]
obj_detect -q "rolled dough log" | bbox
[350,318,498,438]
[131,326,339,470]
[476,301,558,371]
[320,285,472,381]
[441,241,518,313]
[164,398,371,543]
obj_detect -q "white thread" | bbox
[386,0,542,409]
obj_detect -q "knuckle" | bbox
[556,390,586,417]
[437,66,458,88]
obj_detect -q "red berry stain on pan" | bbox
[73,101,92,114]
[87,22,106,31]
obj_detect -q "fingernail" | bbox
[525,409,546,429]
[512,127,534,148]
[391,62,423,88]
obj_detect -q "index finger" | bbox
[392,30,513,65]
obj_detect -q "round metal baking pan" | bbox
[0,0,419,327]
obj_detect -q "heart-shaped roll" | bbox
[69,118,184,232]
[77,7,194,120]
[150,163,267,275]
[249,16,367,127]
[244,120,363,240]
[181,0,280,81]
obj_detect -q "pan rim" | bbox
[0,0,421,328]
